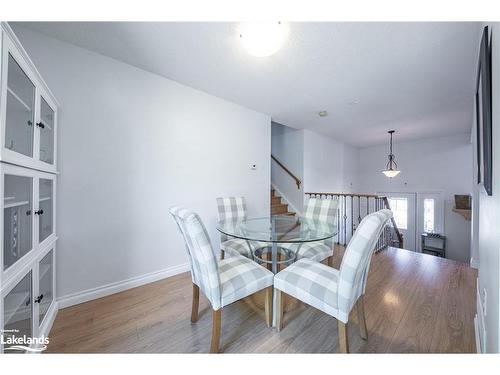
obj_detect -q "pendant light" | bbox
[382,130,401,178]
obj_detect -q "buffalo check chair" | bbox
[285,197,339,266]
[274,209,393,353]
[169,206,274,353]
[216,197,253,259]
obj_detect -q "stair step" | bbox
[271,196,282,204]
[271,203,288,209]
[270,187,295,216]
[271,204,289,214]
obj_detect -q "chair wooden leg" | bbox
[338,321,349,353]
[210,309,222,353]
[357,295,368,340]
[191,283,200,323]
[264,287,273,327]
[327,256,333,267]
[220,249,225,260]
[276,289,283,331]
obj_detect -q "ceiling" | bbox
[13,22,481,147]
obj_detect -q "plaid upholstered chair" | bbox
[274,209,393,353]
[216,197,252,259]
[169,206,273,353]
[286,197,339,265]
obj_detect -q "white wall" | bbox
[13,26,271,302]
[358,133,473,262]
[271,125,360,211]
[271,122,304,212]
[303,129,359,193]
[476,22,500,353]
[341,144,360,193]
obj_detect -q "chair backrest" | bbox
[337,209,392,318]
[169,206,222,310]
[216,197,247,242]
[303,197,339,248]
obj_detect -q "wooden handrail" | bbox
[382,196,404,248]
[271,155,301,189]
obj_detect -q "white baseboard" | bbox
[470,257,479,269]
[271,183,302,215]
[57,263,190,309]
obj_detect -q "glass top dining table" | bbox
[217,215,338,273]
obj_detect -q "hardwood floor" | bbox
[45,247,477,353]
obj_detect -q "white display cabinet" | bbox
[0,243,56,353]
[0,22,59,174]
[0,23,59,354]
[1,163,57,283]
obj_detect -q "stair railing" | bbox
[271,154,301,189]
[305,192,404,252]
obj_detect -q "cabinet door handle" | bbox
[26,210,32,216]
[36,122,45,129]
[35,209,44,215]
[35,294,44,303]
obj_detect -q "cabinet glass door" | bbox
[4,54,35,158]
[38,250,53,325]
[38,178,53,243]
[39,97,55,165]
[3,271,32,353]
[3,175,33,270]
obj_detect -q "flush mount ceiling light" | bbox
[318,111,328,117]
[239,22,288,57]
[382,130,401,178]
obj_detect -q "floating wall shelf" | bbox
[453,208,471,221]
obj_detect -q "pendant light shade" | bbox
[382,169,401,178]
[382,130,400,178]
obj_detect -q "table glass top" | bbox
[217,215,337,243]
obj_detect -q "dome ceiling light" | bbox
[239,22,288,57]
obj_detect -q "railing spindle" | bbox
[304,191,403,252]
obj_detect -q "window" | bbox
[388,198,408,230]
[423,198,435,233]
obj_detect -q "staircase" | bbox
[271,188,295,216]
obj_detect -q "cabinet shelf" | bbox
[7,86,31,112]
[4,200,30,209]
[39,197,51,202]
[39,263,51,279]
[422,245,445,252]
[4,291,30,325]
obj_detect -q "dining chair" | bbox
[216,197,253,259]
[286,197,339,265]
[169,206,274,353]
[274,209,393,353]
